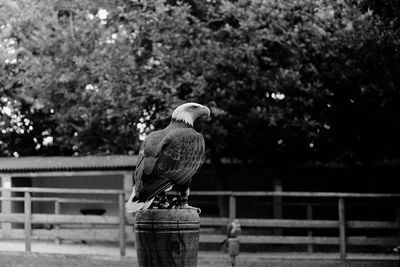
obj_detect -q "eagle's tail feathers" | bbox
[142,198,155,210]
[125,198,155,213]
[125,186,155,213]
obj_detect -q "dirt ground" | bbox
[0,252,398,267]
[0,240,398,267]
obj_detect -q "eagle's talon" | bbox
[159,202,170,209]
[179,203,201,214]
[150,199,170,209]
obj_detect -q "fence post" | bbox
[54,200,60,244]
[119,193,126,257]
[24,191,32,253]
[123,172,135,243]
[273,179,283,235]
[338,197,346,260]
[229,195,236,220]
[1,175,12,231]
[307,204,313,253]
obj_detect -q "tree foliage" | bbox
[1,0,400,165]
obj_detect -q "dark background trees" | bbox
[1,0,400,168]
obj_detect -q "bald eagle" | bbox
[126,102,210,213]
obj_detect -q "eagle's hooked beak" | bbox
[200,105,211,118]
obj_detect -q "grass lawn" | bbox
[0,252,398,267]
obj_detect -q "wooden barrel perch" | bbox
[135,209,200,267]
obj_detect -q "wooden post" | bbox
[24,191,32,253]
[338,197,346,260]
[119,193,126,257]
[1,175,12,231]
[135,209,200,267]
[54,200,60,244]
[123,172,134,201]
[273,179,283,235]
[123,172,135,245]
[307,204,313,253]
[229,195,236,220]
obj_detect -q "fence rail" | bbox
[0,187,399,259]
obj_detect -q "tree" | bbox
[1,0,400,167]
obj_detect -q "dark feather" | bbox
[133,121,205,202]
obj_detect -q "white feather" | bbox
[171,102,197,125]
[165,186,173,192]
[125,186,155,213]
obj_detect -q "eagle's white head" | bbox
[172,102,210,126]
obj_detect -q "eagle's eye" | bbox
[190,105,198,109]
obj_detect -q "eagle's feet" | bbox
[151,196,170,209]
[154,201,170,209]
[152,196,201,213]
[178,203,201,214]
[151,203,169,209]
[170,196,201,214]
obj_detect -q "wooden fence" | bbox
[0,187,399,259]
